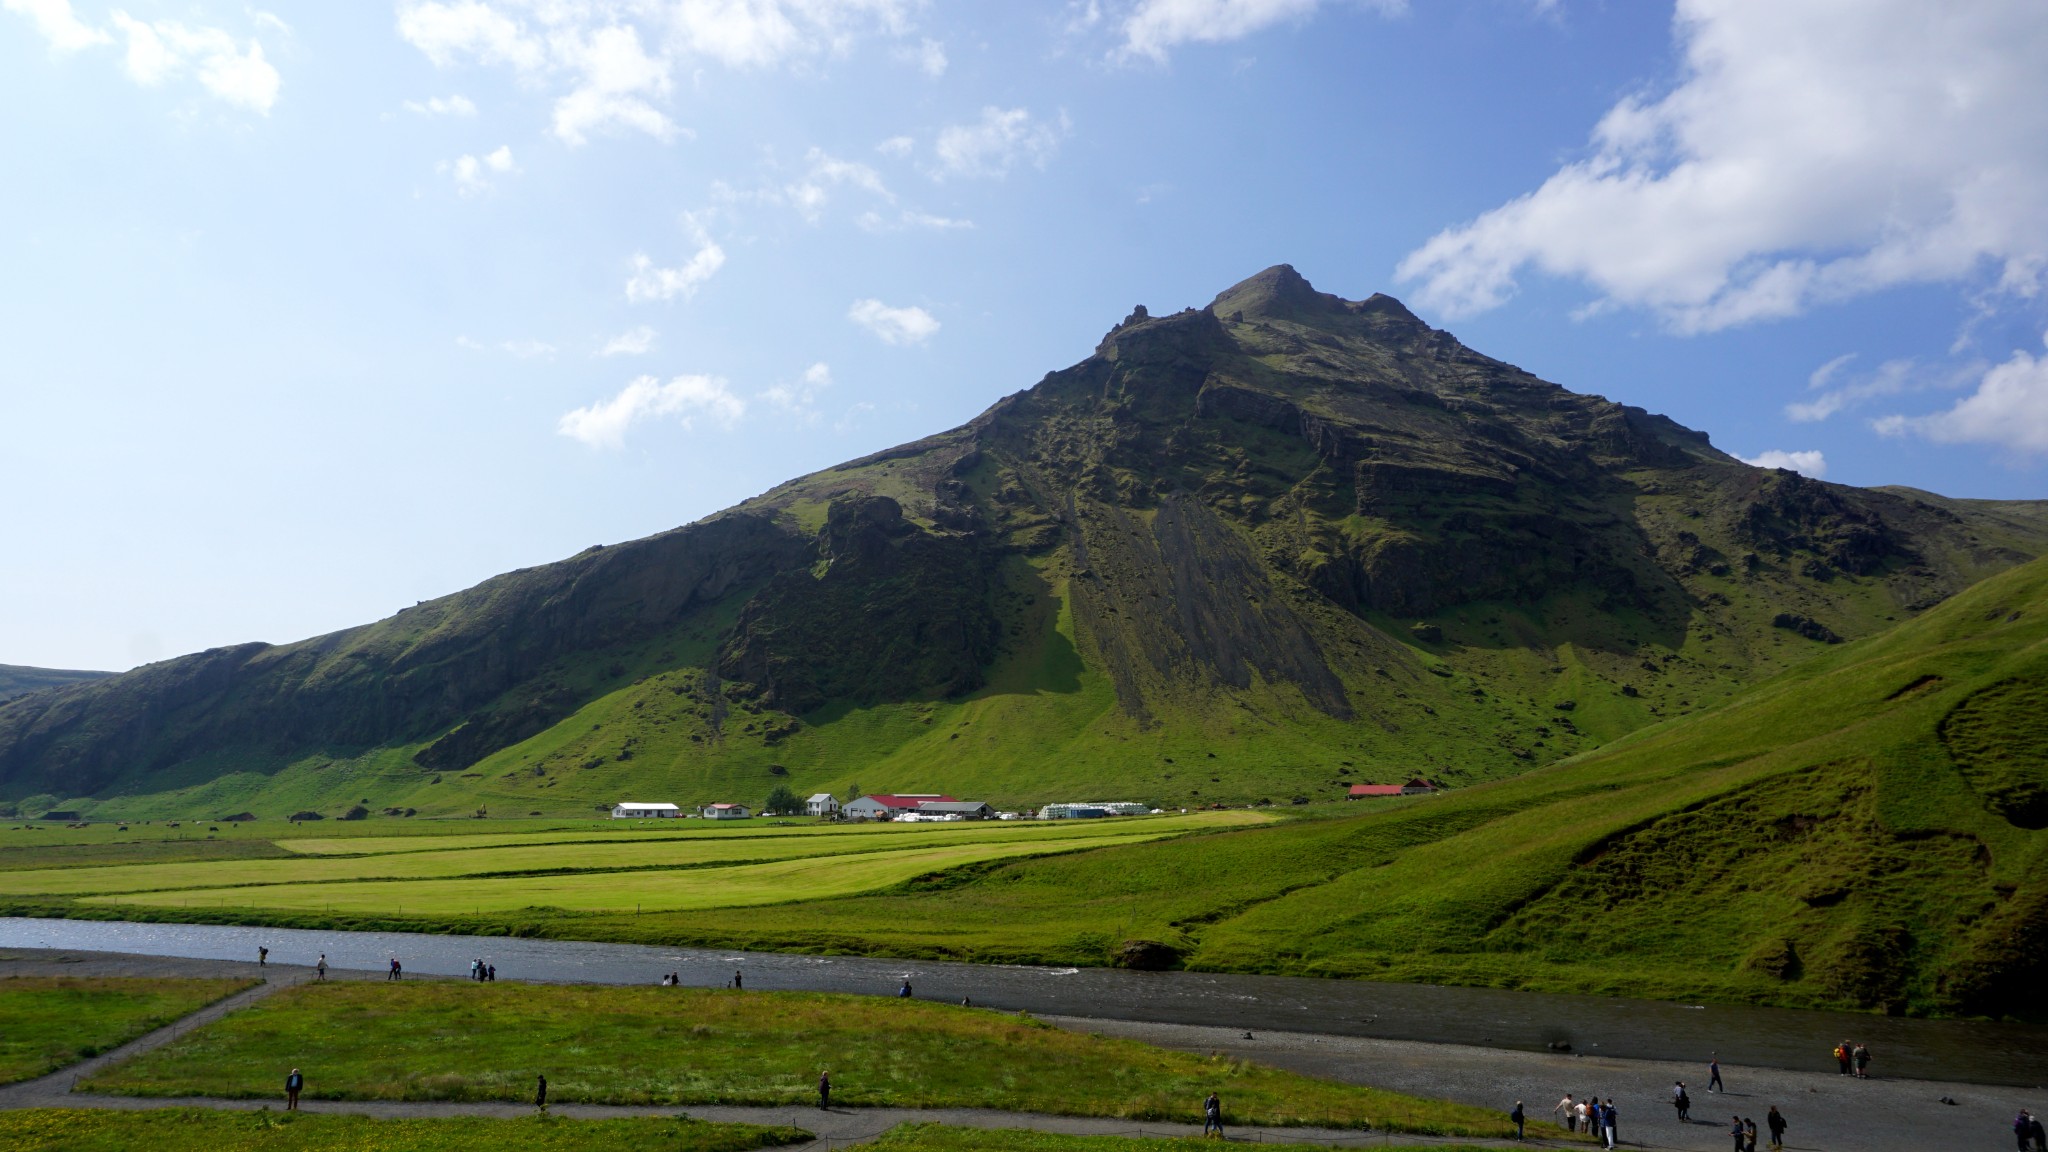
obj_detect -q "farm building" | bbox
[806,793,841,817]
[843,793,954,820]
[611,802,682,819]
[1040,801,1150,819]
[701,803,752,820]
[917,801,994,820]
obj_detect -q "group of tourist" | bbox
[1724,1108,1788,1151]
[2015,1109,2048,1150]
[1833,1039,1874,1077]
[468,957,497,981]
[1551,1093,1620,1147]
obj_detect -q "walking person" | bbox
[1555,1093,1576,1133]
[2030,1111,2046,1150]
[486,964,495,982]
[1853,1042,1871,1079]
[258,946,268,967]
[1674,1081,1691,1122]
[1602,1097,1618,1150]
[285,1067,302,1111]
[1766,1105,1787,1150]
[818,1071,831,1110]
[1575,1097,1591,1135]
[1743,1116,1759,1152]
[315,954,327,981]
[470,959,480,981]
[1730,1115,1746,1151]
[1202,1091,1223,1138]
[1834,1041,1851,1075]
[1709,1056,1724,1092]
[388,957,401,981]
[734,969,742,990]
[1510,1100,1525,1141]
[535,1073,548,1112]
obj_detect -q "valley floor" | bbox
[1,949,2040,1151]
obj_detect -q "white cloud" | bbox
[761,361,833,421]
[405,93,477,116]
[109,12,282,112]
[1737,449,1827,478]
[598,326,657,356]
[1397,0,2048,334]
[876,134,914,158]
[549,23,676,145]
[397,0,918,143]
[5,0,110,52]
[558,374,745,448]
[448,144,515,194]
[932,106,1067,180]
[626,215,726,302]
[849,298,939,345]
[897,35,945,76]
[786,147,892,222]
[502,338,554,358]
[1876,333,2048,454]
[1118,0,1402,62]
[857,209,973,233]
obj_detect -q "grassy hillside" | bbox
[556,554,2048,1018]
[0,664,110,704]
[5,267,2046,823]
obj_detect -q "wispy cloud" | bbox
[405,93,476,116]
[598,327,657,356]
[626,215,726,303]
[1117,0,1401,63]
[558,374,745,448]
[849,299,939,345]
[897,36,946,77]
[5,0,109,52]
[446,144,514,195]
[857,209,973,233]
[932,106,1067,179]
[760,361,833,422]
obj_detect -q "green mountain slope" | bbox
[0,665,111,704]
[640,554,2048,1017]
[3,266,2046,820]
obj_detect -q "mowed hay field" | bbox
[0,812,1263,917]
[82,983,1520,1137]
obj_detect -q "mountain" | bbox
[4,266,2047,820]
[653,552,2048,1018]
[0,665,112,704]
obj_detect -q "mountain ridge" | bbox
[6,266,2047,818]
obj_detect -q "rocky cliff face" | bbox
[5,266,2047,811]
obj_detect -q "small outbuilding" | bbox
[612,802,682,819]
[916,801,994,820]
[806,793,841,817]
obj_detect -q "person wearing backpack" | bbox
[1766,1106,1787,1150]
[1509,1100,1525,1140]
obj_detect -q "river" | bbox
[4,917,2041,1087]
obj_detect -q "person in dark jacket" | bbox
[285,1068,302,1111]
[1766,1106,1786,1150]
[2031,1112,2046,1151]
[535,1074,548,1111]
[1731,1115,1746,1151]
[1674,1081,1691,1121]
[1708,1056,1724,1092]
[1203,1092,1223,1138]
[1509,1100,1525,1140]
[818,1071,831,1110]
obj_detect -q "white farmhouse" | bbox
[701,802,752,820]
[806,793,841,817]
[611,802,682,819]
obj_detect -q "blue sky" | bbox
[5,0,2048,671]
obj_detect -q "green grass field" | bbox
[0,977,255,1084]
[865,1125,1501,1152]
[0,1109,808,1152]
[81,983,1518,1137]
[0,812,1260,921]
